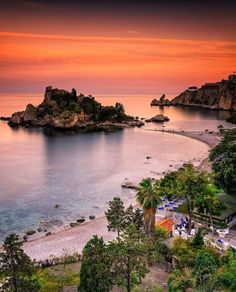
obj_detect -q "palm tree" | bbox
[136,178,162,235]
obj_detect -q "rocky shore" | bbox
[151,73,236,110]
[7,86,144,132]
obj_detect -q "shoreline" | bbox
[0,129,218,261]
[146,129,220,172]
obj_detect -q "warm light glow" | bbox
[1,31,235,94]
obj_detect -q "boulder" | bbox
[77,218,86,223]
[23,235,28,241]
[25,229,36,236]
[148,114,170,122]
[89,215,96,220]
[70,222,78,227]
[123,120,145,127]
[121,181,139,190]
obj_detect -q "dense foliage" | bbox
[0,234,40,291]
[210,128,236,192]
[158,164,224,233]
[105,197,143,238]
[40,91,134,124]
[169,236,236,292]
[226,112,236,125]
[110,224,153,292]
[78,236,113,292]
[79,197,167,292]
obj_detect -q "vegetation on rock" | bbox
[8,87,141,131]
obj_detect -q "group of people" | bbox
[174,217,196,237]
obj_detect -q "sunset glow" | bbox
[0,0,236,94]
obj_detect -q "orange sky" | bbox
[0,1,236,95]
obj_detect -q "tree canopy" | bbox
[210,128,236,193]
[0,233,40,292]
[78,235,113,292]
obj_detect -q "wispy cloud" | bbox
[0,31,235,94]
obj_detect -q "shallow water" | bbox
[0,94,232,241]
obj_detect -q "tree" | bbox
[0,233,40,292]
[163,164,210,235]
[105,197,126,238]
[110,224,152,292]
[124,205,144,232]
[196,184,225,229]
[193,250,217,288]
[217,252,236,291]
[97,106,116,122]
[115,102,125,114]
[78,235,113,292]
[226,112,236,125]
[115,102,125,120]
[210,128,236,193]
[159,171,179,200]
[136,178,162,235]
[191,228,204,249]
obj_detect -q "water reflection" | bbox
[0,94,233,241]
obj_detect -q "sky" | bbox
[0,0,236,95]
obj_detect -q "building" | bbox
[193,193,236,228]
[155,218,175,236]
[188,86,198,91]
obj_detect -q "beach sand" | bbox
[1,130,220,261]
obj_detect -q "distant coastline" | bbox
[151,73,236,111]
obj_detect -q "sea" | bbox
[0,93,232,242]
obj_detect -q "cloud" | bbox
[0,31,235,94]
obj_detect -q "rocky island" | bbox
[7,86,144,132]
[151,73,236,110]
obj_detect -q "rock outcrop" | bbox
[146,114,170,123]
[151,94,171,106]
[151,73,236,110]
[8,86,144,131]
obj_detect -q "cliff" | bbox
[151,73,236,110]
[8,86,144,131]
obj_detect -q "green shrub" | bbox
[154,226,168,239]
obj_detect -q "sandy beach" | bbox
[0,129,220,261]
[155,129,220,172]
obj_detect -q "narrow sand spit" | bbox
[1,130,219,261]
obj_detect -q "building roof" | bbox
[193,193,236,221]
[155,218,175,233]
[217,193,236,220]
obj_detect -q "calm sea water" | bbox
[0,93,232,242]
